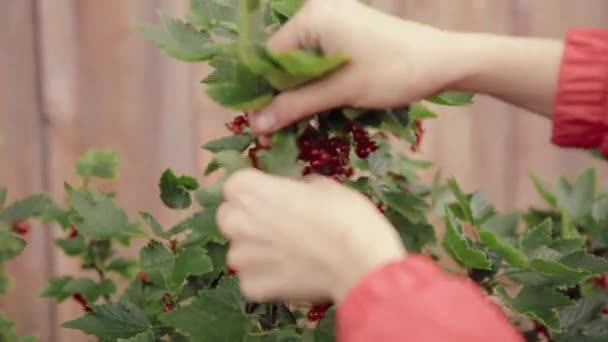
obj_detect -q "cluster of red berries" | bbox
[411,120,425,152]
[72,293,92,312]
[226,114,249,135]
[593,273,608,288]
[162,292,175,312]
[298,129,354,181]
[348,124,378,159]
[11,220,30,236]
[307,303,332,322]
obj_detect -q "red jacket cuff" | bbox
[552,28,608,156]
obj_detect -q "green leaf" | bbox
[40,277,116,303]
[408,103,438,120]
[271,0,304,18]
[497,286,572,333]
[555,169,596,224]
[159,278,249,342]
[188,0,239,35]
[172,246,213,287]
[379,189,429,224]
[65,185,140,240]
[520,218,553,255]
[141,13,216,62]
[385,209,436,253]
[0,230,26,262]
[447,178,474,223]
[479,230,528,268]
[205,59,274,111]
[55,236,87,256]
[159,169,200,210]
[195,183,224,209]
[481,212,519,239]
[204,150,250,176]
[176,209,226,245]
[0,193,54,222]
[267,50,349,90]
[76,150,119,179]
[426,91,474,106]
[523,259,590,286]
[106,258,138,279]
[559,251,608,274]
[558,296,607,331]
[202,133,255,153]
[63,301,152,340]
[139,241,174,289]
[117,330,155,342]
[0,188,6,210]
[0,314,36,342]
[258,131,301,177]
[470,191,496,225]
[531,173,558,207]
[314,308,336,342]
[140,212,169,239]
[443,209,492,270]
[550,238,585,255]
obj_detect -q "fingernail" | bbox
[252,112,277,133]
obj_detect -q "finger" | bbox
[267,0,321,53]
[216,202,247,240]
[249,66,355,135]
[223,168,297,204]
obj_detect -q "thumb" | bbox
[249,67,353,134]
[267,1,321,53]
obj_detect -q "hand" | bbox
[249,0,465,134]
[217,169,406,303]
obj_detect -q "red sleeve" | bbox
[552,28,608,155]
[336,256,523,342]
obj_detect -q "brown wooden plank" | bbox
[0,0,56,340]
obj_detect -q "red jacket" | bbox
[336,28,608,342]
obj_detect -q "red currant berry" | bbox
[602,306,608,315]
[302,166,312,176]
[11,220,30,236]
[163,303,175,312]
[162,293,172,303]
[308,303,331,321]
[138,272,148,283]
[68,225,78,238]
[227,266,237,275]
[593,274,608,288]
[533,321,549,337]
[311,159,323,169]
[344,168,354,177]
[356,146,371,159]
[377,203,385,214]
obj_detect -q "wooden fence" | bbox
[1,0,607,341]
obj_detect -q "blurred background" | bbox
[1,0,607,341]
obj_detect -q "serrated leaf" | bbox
[447,178,474,223]
[426,91,474,106]
[271,0,304,18]
[195,183,223,209]
[172,246,213,287]
[497,286,572,333]
[0,314,36,342]
[139,241,174,289]
[63,301,152,340]
[159,278,248,342]
[76,150,119,179]
[531,173,558,207]
[117,330,155,342]
[559,251,608,274]
[518,259,590,286]
[470,191,496,225]
[379,189,429,224]
[202,133,255,153]
[140,212,169,239]
[258,130,301,177]
[106,258,138,279]
[555,169,596,224]
[385,209,436,253]
[175,209,226,245]
[443,209,491,270]
[159,169,199,210]
[408,103,438,120]
[141,13,216,62]
[55,236,87,256]
[479,230,528,268]
[188,0,239,35]
[0,230,26,262]
[267,50,349,90]
[0,193,54,223]
[558,296,606,331]
[550,238,585,255]
[0,188,6,210]
[520,218,553,255]
[66,185,140,240]
[40,277,116,303]
[205,150,250,176]
[481,212,519,239]
[40,276,73,302]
